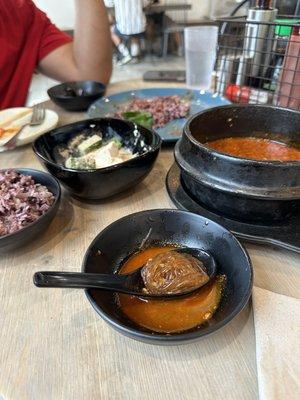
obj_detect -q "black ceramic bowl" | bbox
[0,169,61,253]
[82,209,253,345]
[47,81,106,111]
[175,105,300,222]
[33,118,161,200]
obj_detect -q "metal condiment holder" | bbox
[214,17,300,110]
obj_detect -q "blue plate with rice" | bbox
[88,88,230,143]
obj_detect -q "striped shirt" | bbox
[105,0,149,35]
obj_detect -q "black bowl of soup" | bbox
[175,105,300,222]
[33,118,161,201]
[82,209,253,345]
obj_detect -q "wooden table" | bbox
[0,80,299,400]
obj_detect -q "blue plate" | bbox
[88,88,230,143]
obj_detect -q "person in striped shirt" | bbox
[105,0,150,65]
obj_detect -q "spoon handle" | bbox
[33,271,128,291]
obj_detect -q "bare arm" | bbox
[38,0,112,84]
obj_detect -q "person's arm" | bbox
[38,0,112,84]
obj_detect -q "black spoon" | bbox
[33,248,217,299]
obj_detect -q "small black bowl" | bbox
[33,118,161,201]
[0,169,61,253]
[82,209,253,345]
[47,81,106,111]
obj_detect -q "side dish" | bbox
[0,127,18,139]
[205,137,300,161]
[141,250,209,295]
[57,132,136,170]
[0,127,19,146]
[0,170,55,237]
[116,95,190,129]
[118,246,225,333]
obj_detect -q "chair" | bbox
[161,0,189,58]
[162,24,185,58]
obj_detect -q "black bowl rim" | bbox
[82,208,253,343]
[184,104,300,166]
[47,80,106,99]
[0,168,61,241]
[174,142,300,200]
[32,118,162,173]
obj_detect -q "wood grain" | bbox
[0,80,299,400]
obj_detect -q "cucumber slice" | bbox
[78,135,102,155]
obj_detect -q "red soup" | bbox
[205,137,300,162]
[117,246,225,334]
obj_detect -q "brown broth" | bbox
[205,137,300,161]
[118,246,225,333]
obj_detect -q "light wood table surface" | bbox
[0,80,299,400]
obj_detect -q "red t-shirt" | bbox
[0,0,72,109]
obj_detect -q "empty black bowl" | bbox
[47,81,106,111]
[82,209,253,345]
[33,118,161,201]
[0,169,61,253]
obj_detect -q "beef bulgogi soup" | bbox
[118,246,225,333]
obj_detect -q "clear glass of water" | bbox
[184,26,218,90]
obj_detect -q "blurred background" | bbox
[28,0,300,105]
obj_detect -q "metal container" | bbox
[216,54,240,94]
[243,7,278,78]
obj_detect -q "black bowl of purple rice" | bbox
[0,169,61,253]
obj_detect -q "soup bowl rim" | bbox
[82,208,253,343]
[33,117,162,174]
[184,104,300,166]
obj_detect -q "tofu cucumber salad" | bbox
[58,133,136,170]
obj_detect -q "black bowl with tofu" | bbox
[33,118,161,200]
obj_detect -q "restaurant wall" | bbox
[34,0,75,29]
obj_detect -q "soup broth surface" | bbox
[205,137,300,161]
[118,246,225,333]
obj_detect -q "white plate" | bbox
[0,107,59,150]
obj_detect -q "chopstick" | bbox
[0,109,32,128]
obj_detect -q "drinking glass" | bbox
[184,26,218,90]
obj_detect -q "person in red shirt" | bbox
[0,0,112,109]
